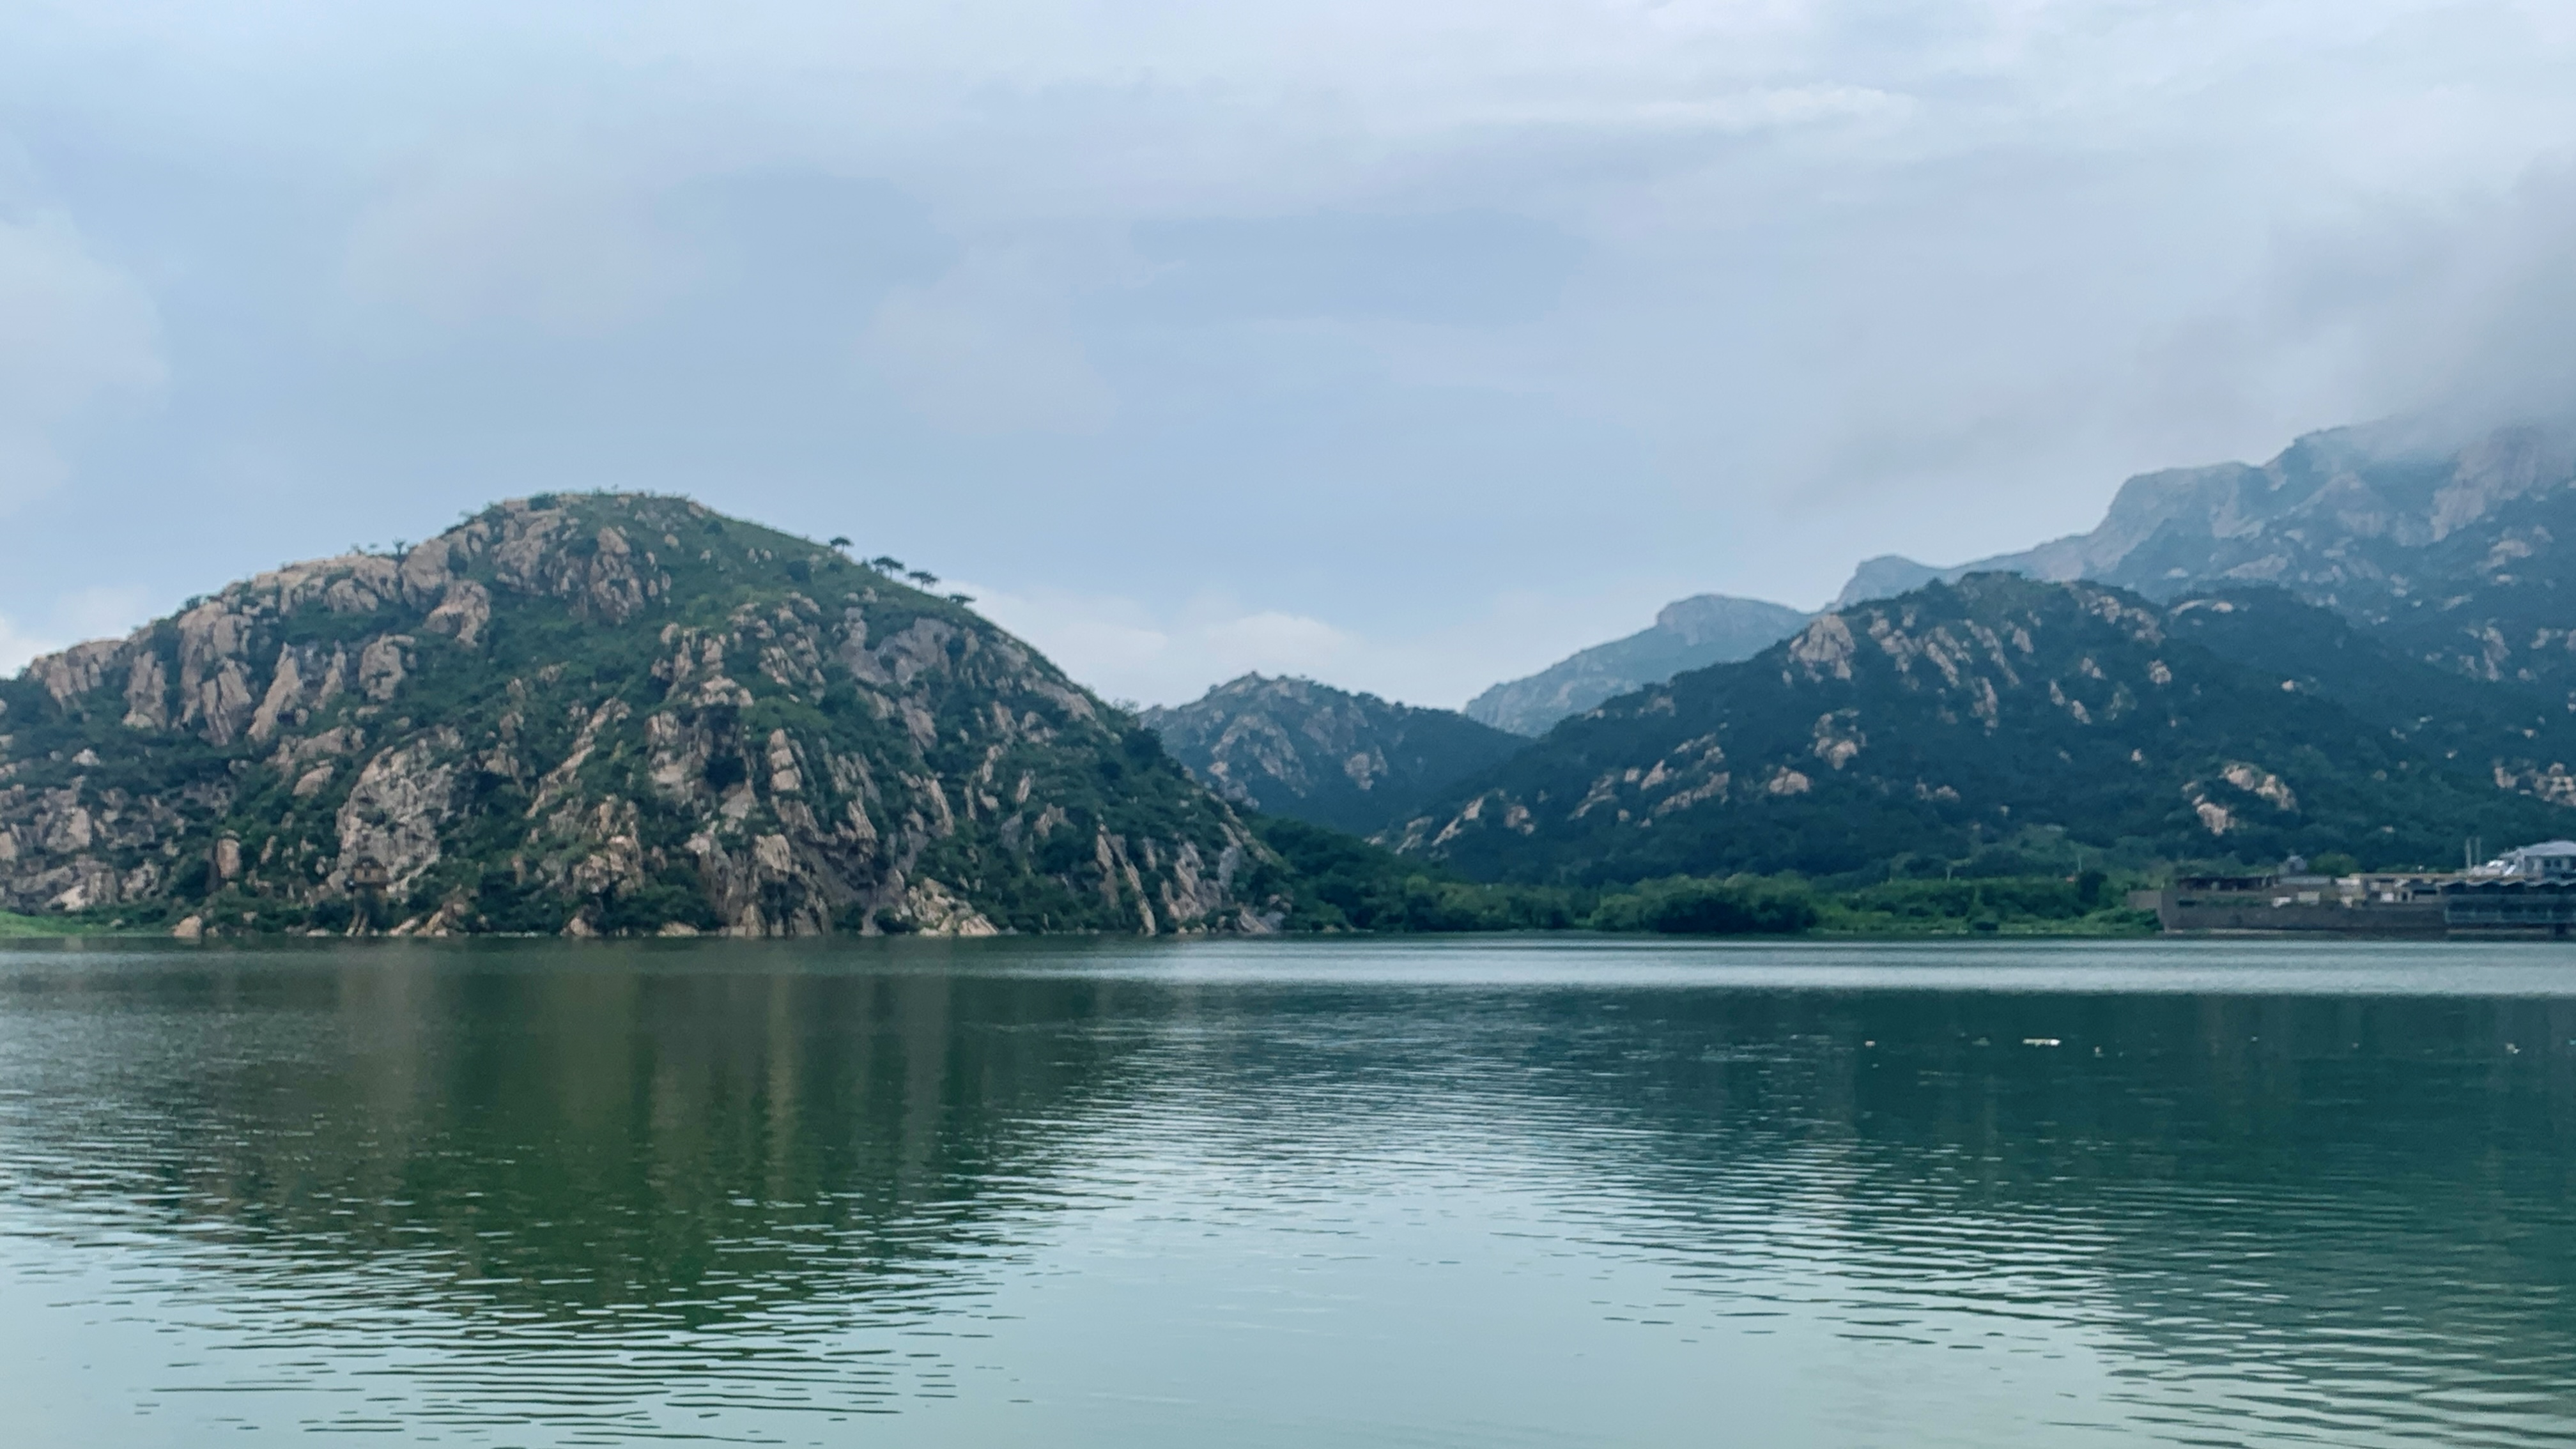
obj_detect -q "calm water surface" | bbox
[4,936,2575,1446]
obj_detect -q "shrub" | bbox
[1594,878,1819,935]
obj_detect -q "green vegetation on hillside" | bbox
[1402,574,2576,886]
[1143,674,1526,836]
[20,487,2566,940]
[1,493,1283,938]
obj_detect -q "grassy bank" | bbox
[1,910,91,938]
[0,907,168,939]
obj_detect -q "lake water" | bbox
[4,937,2575,1448]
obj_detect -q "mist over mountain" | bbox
[1143,675,1524,835]
[1465,594,1810,737]
[1830,420,2576,691]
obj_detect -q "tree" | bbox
[828,535,852,550]
[907,569,941,587]
[946,592,976,606]
[867,555,905,574]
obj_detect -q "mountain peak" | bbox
[1144,675,1522,835]
[1826,418,2576,638]
[1467,592,1809,737]
[1831,555,1947,609]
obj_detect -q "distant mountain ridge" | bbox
[1465,594,1810,737]
[1143,674,1524,835]
[1830,420,2576,690]
[1401,573,2576,884]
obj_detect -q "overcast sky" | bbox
[4,1,2574,706]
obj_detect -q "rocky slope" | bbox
[1833,420,2576,691]
[1465,594,1810,737]
[1142,674,1525,835]
[0,494,1290,937]
[1398,574,2576,883]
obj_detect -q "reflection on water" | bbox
[4,937,2575,1446]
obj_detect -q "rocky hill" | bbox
[1465,594,1810,737]
[1142,674,1525,835]
[1396,574,2576,883]
[1833,420,2576,691]
[0,494,1292,937]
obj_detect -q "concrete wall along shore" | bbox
[2151,870,2576,939]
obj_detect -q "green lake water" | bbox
[4,936,2574,1446]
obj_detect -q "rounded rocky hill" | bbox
[0,494,1285,937]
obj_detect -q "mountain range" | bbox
[1472,420,2576,747]
[13,413,2576,936]
[1394,574,2576,883]
[1831,420,2576,684]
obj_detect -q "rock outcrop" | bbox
[1830,420,2576,693]
[0,493,1286,937]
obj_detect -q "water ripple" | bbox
[4,938,2576,1445]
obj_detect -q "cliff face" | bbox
[1141,673,1525,836]
[1400,574,2576,883]
[1465,594,1810,737]
[0,494,1283,937]
[1831,421,2576,691]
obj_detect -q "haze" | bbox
[4,1,2574,705]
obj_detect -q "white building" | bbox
[2471,840,2576,881]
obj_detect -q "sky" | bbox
[4,1,2575,707]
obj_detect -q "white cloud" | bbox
[952,574,1682,709]
[0,210,163,512]
[1201,609,1348,665]
[957,581,1357,705]
[0,585,152,677]
[0,613,52,677]
[6,0,2576,707]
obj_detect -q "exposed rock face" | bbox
[1465,594,1810,737]
[1830,420,2576,692]
[1,494,1283,937]
[1141,674,1527,836]
[1401,574,2576,882]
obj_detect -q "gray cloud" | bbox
[1130,211,1585,326]
[1,1,2573,705]
[2266,158,2576,434]
[863,247,1119,434]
